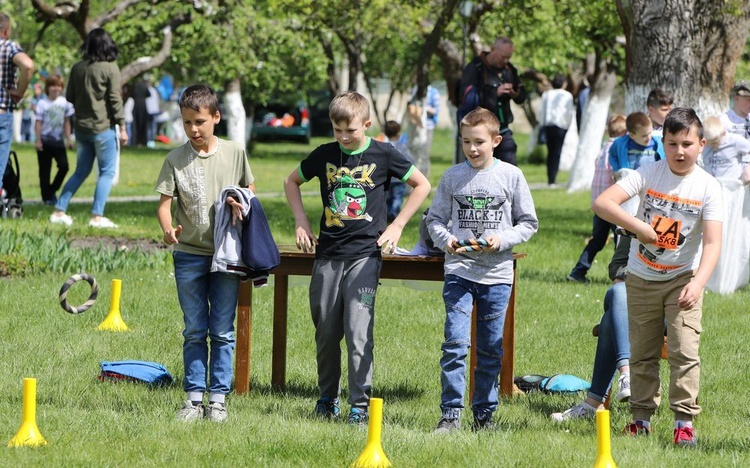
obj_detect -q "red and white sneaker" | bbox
[674,426,697,447]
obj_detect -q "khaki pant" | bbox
[626,272,702,422]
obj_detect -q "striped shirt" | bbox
[0,38,23,110]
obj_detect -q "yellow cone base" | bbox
[593,409,617,468]
[98,279,128,331]
[8,378,47,448]
[352,398,391,468]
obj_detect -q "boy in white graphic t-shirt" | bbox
[593,107,722,448]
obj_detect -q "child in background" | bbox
[567,114,627,283]
[34,74,74,205]
[384,120,414,222]
[646,88,674,137]
[427,107,538,433]
[700,116,750,182]
[593,107,722,447]
[609,112,665,174]
[155,84,255,423]
[284,91,430,425]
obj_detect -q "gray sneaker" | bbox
[434,417,460,435]
[177,400,205,422]
[205,402,228,423]
[551,402,596,422]
[615,372,631,402]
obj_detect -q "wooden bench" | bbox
[235,250,525,399]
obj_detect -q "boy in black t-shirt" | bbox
[284,91,430,424]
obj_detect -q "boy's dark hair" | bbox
[384,120,401,138]
[663,107,704,139]
[460,107,500,137]
[646,88,674,108]
[607,114,627,138]
[44,75,64,91]
[179,84,220,115]
[329,91,370,124]
[551,74,566,90]
[625,112,651,134]
[81,28,119,62]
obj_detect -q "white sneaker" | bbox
[615,372,631,402]
[551,402,597,422]
[89,216,118,228]
[50,212,73,226]
[176,400,205,422]
[205,402,228,423]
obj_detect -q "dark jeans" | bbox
[545,125,568,184]
[492,129,518,166]
[37,144,69,202]
[569,214,616,279]
[386,181,406,222]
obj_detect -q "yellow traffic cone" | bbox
[351,398,392,468]
[593,409,617,468]
[98,279,128,331]
[8,378,47,447]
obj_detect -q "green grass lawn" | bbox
[2,133,749,466]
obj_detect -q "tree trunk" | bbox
[616,0,750,116]
[567,53,618,192]
[223,78,246,145]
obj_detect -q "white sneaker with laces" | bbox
[551,401,597,422]
[89,216,118,228]
[615,372,631,402]
[205,402,228,423]
[176,400,205,422]
[50,212,73,226]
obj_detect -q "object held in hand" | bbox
[455,238,489,252]
[59,273,99,314]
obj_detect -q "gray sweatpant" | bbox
[309,256,382,409]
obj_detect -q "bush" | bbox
[0,253,32,278]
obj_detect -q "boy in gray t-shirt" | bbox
[427,108,538,433]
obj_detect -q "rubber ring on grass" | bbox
[59,273,99,314]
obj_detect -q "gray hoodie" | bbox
[211,186,254,275]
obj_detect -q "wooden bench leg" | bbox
[235,281,253,395]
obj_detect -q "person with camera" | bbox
[457,36,527,166]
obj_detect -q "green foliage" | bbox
[0,229,170,275]
[0,253,31,278]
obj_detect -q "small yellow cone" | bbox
[351,398,392,468]
[98,279,128,331]
[8,378,47,448]
[593,409,617,468]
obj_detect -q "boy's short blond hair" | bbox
[607,114,627,138]
[460,107,500,137]
[625,112,651,134]
[702,116,724,144]
[329,91,370,125]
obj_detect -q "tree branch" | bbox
[91,0,143,29]
[119,13,192,84]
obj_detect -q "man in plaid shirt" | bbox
[567,115,627,283]
[0,12,34,195]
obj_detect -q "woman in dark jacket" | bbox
[50,28,128,228]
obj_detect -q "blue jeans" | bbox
[386,181,406,221]
[588,281,630,402]
[173,251,240,396]
[439,275,511,419]
[0,113,13,192]
[569,214,617,279]
[55,128,117,216]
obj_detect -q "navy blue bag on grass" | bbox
[99,360,173,386]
